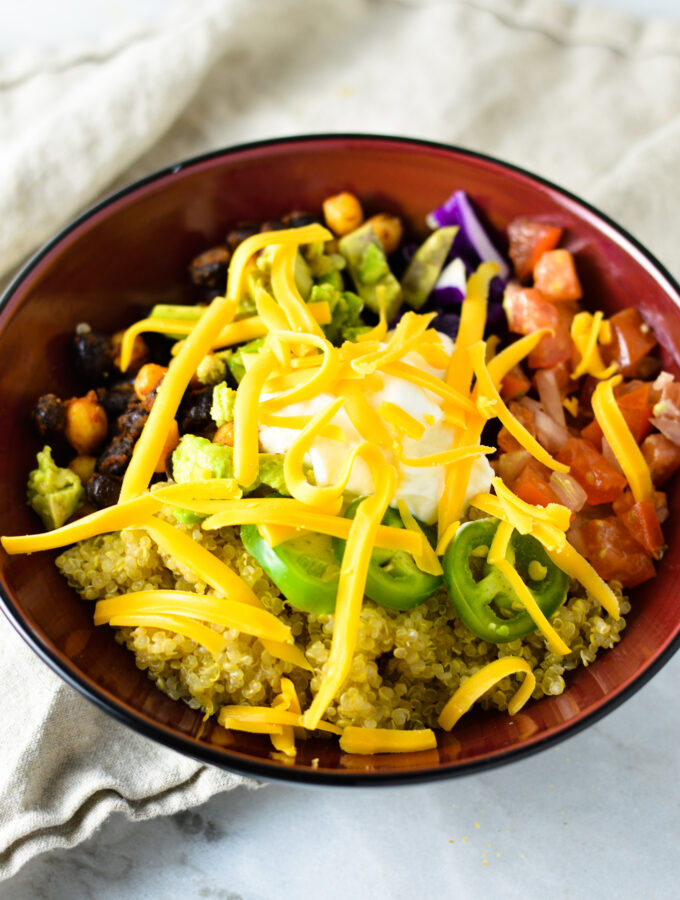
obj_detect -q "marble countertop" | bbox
[3,1,680,897]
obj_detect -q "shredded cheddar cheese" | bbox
[339,726,437,755]
[438,657,536,731]
[592,375,653,503]
[570,311,618,380]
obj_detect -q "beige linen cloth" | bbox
[2,0,680,880]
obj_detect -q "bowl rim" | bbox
[2,131,680,787]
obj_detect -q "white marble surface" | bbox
[3,1,680,898]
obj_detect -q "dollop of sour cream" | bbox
[258,332,493,524]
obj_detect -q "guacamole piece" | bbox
[401,226,457,309]
[309,283,367,345]
[172,434,289,495]
[27,446,83,530]
[227,336,266,383]
[338,223,402,321]
[210,382,237,426]
[197,352,230,386]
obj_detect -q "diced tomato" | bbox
[581,517,656,588]
[556,437,627,505]
[500,364,531,401]
[611,492,664,558]
[600,308,657,377]
[504,286,558,334]
[511,460,562,507]
[507,218,563,281]
[497,402,536,453]
[641,433,680,486]
[533,249,582,302]
[580,382,653,449]
[528,303,577,369]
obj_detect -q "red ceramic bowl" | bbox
[1,135,679,785]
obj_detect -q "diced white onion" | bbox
[549,471,587,512]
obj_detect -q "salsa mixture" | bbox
[4,188,679,758]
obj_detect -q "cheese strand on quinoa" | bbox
[438,657,536,731]
[303,445,396,731]
[339,727,437,755]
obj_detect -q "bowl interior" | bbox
[1,135,680,784]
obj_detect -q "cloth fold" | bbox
[2,0,680,881]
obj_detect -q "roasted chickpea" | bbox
[213,422,235,446]
[154,419,180,473]
[365,213,403,255]
[134,363,167,401]
[64,392,108,455]
[68,455,96,483]
[322,192,364,236]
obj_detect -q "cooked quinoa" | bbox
[56,514,629,731]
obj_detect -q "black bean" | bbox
[283,211,319,228]
[86,472,121,508]
[116,402,148,441]
[188,246,231,289]
[179,386,214,434]
[32,394,65,439]
[101,382,135,420]
[96,435,135,476]
[259,219,286,233]
[69,331,115,384]
[225,222,259,252]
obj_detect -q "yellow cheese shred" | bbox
[437,414,485,541]
[218,705,342,736]
[445,261,498,393]
[200,498,424,556]
[350,311,436,376]
[486,328,553,387]
[378,401,425,441]
[270,242,326,338]
[106,613,227,660]
[339,727,437,755]
[571,311,618,380]
[221,718,284,735]
[486,521,570,656]
[138,515,262,608]
[396,500,443,576]
[94,589,293,644]
[438,657,536,731]
[545,541,620,619]
[270,677,302,757]
[254,284,294,333]
[435,520,460,556]
[592,375,653,503]
[260,640,313,672]
[119,293,238,502]
[151,479,242,504]
[469,340,569,474]
[233,344,278,488]
[1,493,161,555]
[338,381,393,450]
[356,287,388,343]
[381,361,477,413]
[226,223,331,303]
[260,332,341,412]
[399,445,494,468]
[303,445,396,730]
[283,397,357,509]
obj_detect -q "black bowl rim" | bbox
[1,132,680,787]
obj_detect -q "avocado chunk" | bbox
[210,382,237,426]
[401,226,458,309]
[309,283,367,344]
[27,446,84,530]
[338,224,402,322]
[171,434,290,495]
[226,336,266,383]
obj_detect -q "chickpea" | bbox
[322,192,364,236]
[68,455,96,483]
[213,422,235,446]
[154,419,180,473]
[366,213,403,255]
[134,363,167,401]
[64,392,108,455]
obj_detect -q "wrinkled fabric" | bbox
[2,0,680,880]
